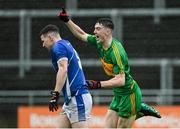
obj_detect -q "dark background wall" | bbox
[0,0,180,127]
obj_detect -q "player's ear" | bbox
[48,33,53,41]
[105,28,111,35]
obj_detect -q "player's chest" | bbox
[98,47,113,63]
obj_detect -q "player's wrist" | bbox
[58,8,70,23]
[86,80,101,89]
[51,91,59,98]
[61,16,69,22]
[96,81,101,88]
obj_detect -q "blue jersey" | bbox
[51,39,88,104]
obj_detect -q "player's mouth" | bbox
[95,35,101,42]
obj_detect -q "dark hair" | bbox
[39,24,60,36]
[96,18,114,30]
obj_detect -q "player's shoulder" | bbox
[55,39,72,48]
[112,38,124,49]
[88,34,95,38]
[87,34,96,41]
[51,40,67,53]
[112,38,122,44]
[57,39,70,45]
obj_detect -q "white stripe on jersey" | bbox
[69,68,80,89]
[68,50,80,92]
[66,77,71,100]
[57,57,68,64]
[68,49,74,65]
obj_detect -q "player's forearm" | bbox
[54,68,67,92]
[100,73,125,88]
[66,20,88,42]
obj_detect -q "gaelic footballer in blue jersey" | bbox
[39,24,92,128]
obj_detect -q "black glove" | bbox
[49,91,59,112]
[58,8,69,22]
[86,80,101,89]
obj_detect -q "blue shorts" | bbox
[61,93,92,124]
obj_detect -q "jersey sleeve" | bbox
[87,34,98,48]
[52,44,68,62]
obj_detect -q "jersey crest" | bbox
[100,58,114,77]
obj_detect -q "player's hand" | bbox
[58,8,69,22]
[86,80,101,89]
[49,91,59,112]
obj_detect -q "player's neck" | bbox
[103,36,112,50]
[54,37,62,43]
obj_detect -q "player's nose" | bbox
[93,29,97,34]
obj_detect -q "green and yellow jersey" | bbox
[87,35,137,95]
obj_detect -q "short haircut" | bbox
[39,24,60,36]
[96,18,114,30]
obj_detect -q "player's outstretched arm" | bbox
[100,73,125,88]
[58,8,89,42]
[86,73,125,89]
[86,80,101,89]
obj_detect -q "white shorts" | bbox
[61,93,92,124]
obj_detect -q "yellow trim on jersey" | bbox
[130,93,136,115]
[100,59,115,77]
[130,82,136,115]
[112,43,124,74]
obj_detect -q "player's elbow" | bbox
[58,66,67,75]
[117,73,125,86]
[117,78,125,86]
[120,78,125,86]
[61,67,67,73]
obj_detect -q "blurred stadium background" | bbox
[0,0,180,127]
